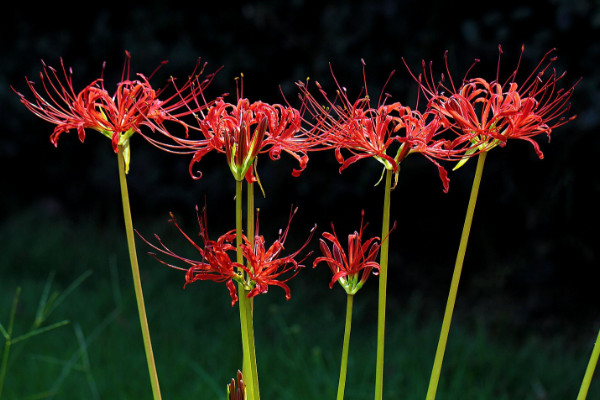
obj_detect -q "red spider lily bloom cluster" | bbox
[298,48,577,191]
[12,51,216,172]
[187,98,308,182]
[296,61,476,193]
[410,45,578,164]
[14,46,578,304]
[314,210,386,295]
[139,206,315,306]
[147,77,319,182]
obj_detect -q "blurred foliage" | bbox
[1,0,599,332]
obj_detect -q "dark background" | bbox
[2,0,599,337]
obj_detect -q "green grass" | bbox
[1,207,598,399]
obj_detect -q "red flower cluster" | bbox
[297,61,473,193]
[140,206,314,306]
[298,47,577,191]
[12,51,215,172]
[15,47,578,303]
[150,77,319,182]
[410,45,578,164]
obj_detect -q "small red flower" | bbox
[13,51,216,172]
[409,45,578,162]
[313,210,386,295]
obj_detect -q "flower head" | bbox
[408,45,578,166]
[13,51,216,172]
[313,210,386,295]
[152,76,317,182]
[297,63,403,173]
[297,60,470,192]
[140,206,315,305]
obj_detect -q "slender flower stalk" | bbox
[117,145,162,399]
[577,327,600,400]
[374,168,392,400]
[235,180,260,400]
[426,150,486,400]
[338,294,354,400]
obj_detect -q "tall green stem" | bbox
[337,294,354,400]
[117,145,162,400]
[425,151,487,400]
[235,180,260,400]
[374,168,393,400]
[576,327,600,400]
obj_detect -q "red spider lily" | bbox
[151,76,316,182]
[239,207,316,300]
[297,60,470,192]
[192,98,273,181]
[139,206,315,305]
[13,51,216,172]
[313,210,388,295]
[137,206,241,306]
[407,45,578,162]
[297,65,403,173]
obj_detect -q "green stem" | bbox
[246,180,260,400]
[576,326,600,400]
[374,168,393,400]
[337,294,354,400]
[235,180,260,400]
[117,145,162,400]
[0,287,20,400]
[247,181,255,242]
[425,151,487,400]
